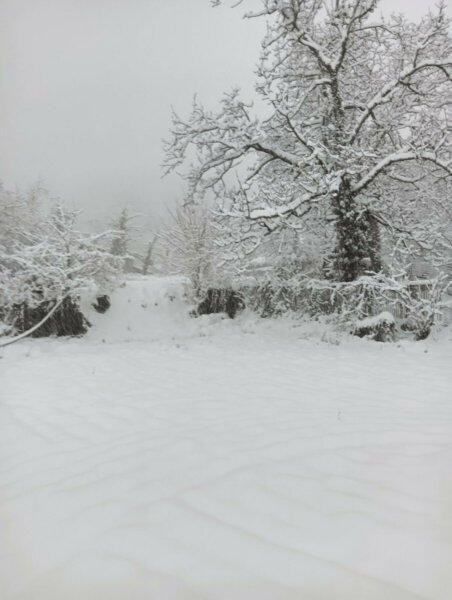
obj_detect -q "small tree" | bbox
[0,198,123,337]
[158,202,215,296]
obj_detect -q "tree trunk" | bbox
[332,181,382,282]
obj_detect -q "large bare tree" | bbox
[164,0,452,282]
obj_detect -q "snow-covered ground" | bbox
[1,277,452,600]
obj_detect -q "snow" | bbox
[80,275,195,343]
[1,277,452,600]
[356,311,395,328]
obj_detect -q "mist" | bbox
[1,0,450,224]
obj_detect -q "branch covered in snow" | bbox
[164,0,452,281]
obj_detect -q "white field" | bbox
[1,277,452,600]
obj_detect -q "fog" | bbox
[1,0,450,224]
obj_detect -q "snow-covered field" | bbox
[1,278,452,600]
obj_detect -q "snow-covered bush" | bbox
[0,198,123,337]
[306,273,450,338]
[397,276,450,340]
[353,312,396,343]
[242,278,320,318]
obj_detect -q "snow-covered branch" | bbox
[353,151,452,194]
[164,0,452,282]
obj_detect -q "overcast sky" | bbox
[1,0,451,224]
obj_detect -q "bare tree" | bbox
[158,202,215,296]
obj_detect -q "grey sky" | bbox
[1,0,450,224]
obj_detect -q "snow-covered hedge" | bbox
[241,272,450,340]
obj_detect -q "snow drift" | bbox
[81,276,195,343]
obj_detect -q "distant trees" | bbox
[109,207,161,276]
[110,206,139,273]
[141,236,157,276]
[164,0,452,284]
